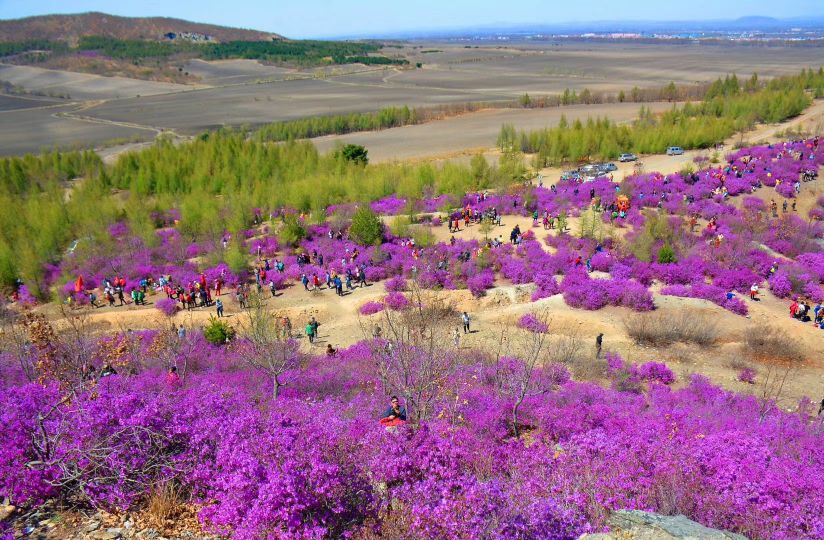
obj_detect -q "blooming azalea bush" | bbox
[738,368,757,384]
[358,301,384,316]
[638,361,676,385]
[384,291,410,310]
[517,313,549,333]
[466,269,495,298]
[155,297,178,316]
[5,336,822,539]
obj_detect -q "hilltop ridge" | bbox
[0,11,284,43]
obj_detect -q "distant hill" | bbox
[0,12,284,44]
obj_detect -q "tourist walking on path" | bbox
[595,333,604,359]
[462,312,471,334]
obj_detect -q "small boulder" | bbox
[0,505,15,522]
[579,510,748,540]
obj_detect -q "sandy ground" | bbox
[0,64,195,100]
[397,42,824,94]
[314,99,824,168]
[0,103,155,156]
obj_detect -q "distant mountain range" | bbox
[352,15,824,40]
[0,12,283,43]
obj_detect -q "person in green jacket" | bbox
[306,322,315,344]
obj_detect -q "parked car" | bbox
[619,153,638,162]
[666,146,685,156]
[560,170,580,181]
[598,162,618,172]
[579,164,600,175]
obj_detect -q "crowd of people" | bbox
[297,245,369,295]
[789,298,824,328]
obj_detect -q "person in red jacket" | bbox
[379,396,407,428]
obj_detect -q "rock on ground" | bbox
[580,510,748,540]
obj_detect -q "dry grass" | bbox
[547,325,605,381]
[665,344,695,365]
[726,355,756,372]
[569,355,607,381]
[145,481,185,529]
[551,329,586,365]
[624,310,719,348]
[741,326,805,364]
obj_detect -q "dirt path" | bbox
[51,182,824,404]
[35,100,824,404]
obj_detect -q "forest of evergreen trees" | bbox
[0,36,405,67]
[255,107,418,141]
[500,69,824,167]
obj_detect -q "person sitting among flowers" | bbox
[379,396,407,427]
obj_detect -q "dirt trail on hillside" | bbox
[34,104,824,404]
[41,189,824,403]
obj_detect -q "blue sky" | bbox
[1,0,822,38]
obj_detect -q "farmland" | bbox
[3,41,824,156]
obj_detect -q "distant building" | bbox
[164,31,213,42]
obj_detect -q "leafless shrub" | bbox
[360,282,459,423]
[726,356,756,372]
[742,326,805,364]
[739,326,805,417]
[624,311,719,347]
[548,326,602,381]
[551,328,585,365]
[235,293,303,400]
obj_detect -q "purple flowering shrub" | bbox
[562,272,654,311]
[370,195,407,215]
[638,361,676,385]
[738,368,757,384]
[517,313,549,333]
[769,273,793,299]
[384,291,410,310]
[16,285,37,306]
[607,355,676,391]
[358,301,384,316]
[466,269,495,297]
[2,336,824,539]
[383,275,407,292]
[155,297,178,316]
[661,284,749,315]
[531,272,561,301]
